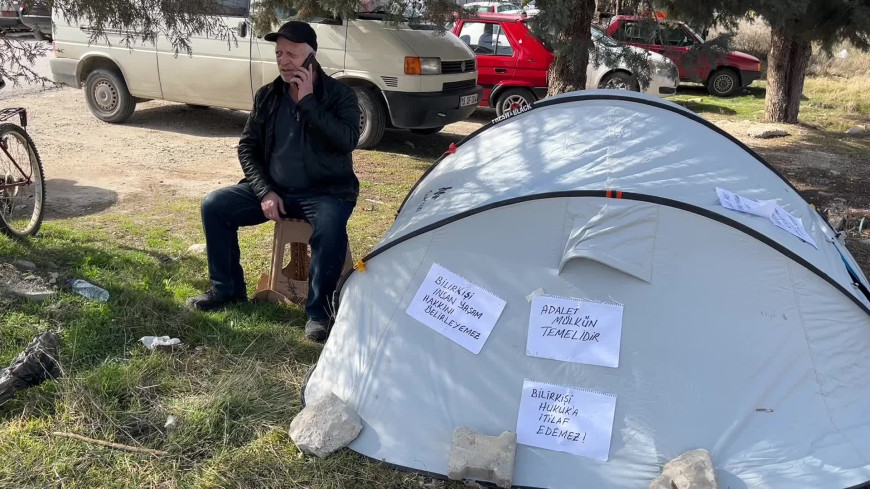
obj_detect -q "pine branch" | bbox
[0,37,54,88]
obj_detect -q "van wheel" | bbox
[599,72,639,92]
[410,126,444,135]
[495,88,535,117]
[353,87,385,149]
[84,68,136,123]
[707,69,739,97]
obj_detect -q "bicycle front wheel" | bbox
[0,123,45,237]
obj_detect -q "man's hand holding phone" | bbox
[291,53,316,101]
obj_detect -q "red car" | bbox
[451,13,679,115]
[451,14,551,116]
[605,15,761,97]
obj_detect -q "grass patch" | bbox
[671,78,870,130]
[670,78,870,159]
[0,145,451,488]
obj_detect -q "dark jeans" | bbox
[201,183,355,321]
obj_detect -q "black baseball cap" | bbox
[264,21,318,51]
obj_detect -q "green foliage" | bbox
[658,0,870,53]
[530,0,661,91]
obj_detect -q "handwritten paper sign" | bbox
[769,206,818,248]
[406,263,506,354]
[527,295,624,368]
[516,379,617,461]
[716,187,818,249]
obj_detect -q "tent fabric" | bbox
[559,202,659,283]
[385,91,868,306]
[304,91,870,488]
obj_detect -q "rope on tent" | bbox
[354,259,367,273]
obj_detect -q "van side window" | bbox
[458,22,514,56]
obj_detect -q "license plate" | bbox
[460,94,478,107]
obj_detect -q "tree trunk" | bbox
[764,27,812,123]
[547,0,597,96]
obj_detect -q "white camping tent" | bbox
[304,91,870,488]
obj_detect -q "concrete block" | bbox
[289,392,362,458]
[447,427,516,489]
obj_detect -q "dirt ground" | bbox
[8,86,487,219]
[5,85,870,273]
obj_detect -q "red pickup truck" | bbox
[605,15,762,97]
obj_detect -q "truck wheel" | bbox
[495,88,535,117]
[707,69,739,97]
[599,71,639,92]
[84,68,136,123]
[410,126,444,135]
[353,87,385,149]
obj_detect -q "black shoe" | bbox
[186,288,247,311]
[305,319,330,342]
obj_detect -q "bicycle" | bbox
[0,86,45,238]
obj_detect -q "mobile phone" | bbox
[301,52,316,70]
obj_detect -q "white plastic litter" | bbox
[67,279,109,302]
[139,336,181,350]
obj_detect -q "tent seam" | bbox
[785,260,867,460]
[650,206,661,285]
[364,192,870,317]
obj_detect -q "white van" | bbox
[49,1,482,148]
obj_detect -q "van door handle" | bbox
[495,68,507,73]
[238,21,248,38]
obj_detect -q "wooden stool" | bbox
[253,218,353,306]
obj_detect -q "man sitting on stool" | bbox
[187,21,360,342]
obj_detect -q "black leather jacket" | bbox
[238,70,360,203]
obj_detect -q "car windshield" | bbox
[591,26,619,47]
[681,22,703,42]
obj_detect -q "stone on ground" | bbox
[288,392,362,458]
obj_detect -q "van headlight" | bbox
[405,57,441,75]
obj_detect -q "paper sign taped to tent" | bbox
[406,263,506,354]
[716,187,818,249]
[516,379,616,461]
[527,296,624,368]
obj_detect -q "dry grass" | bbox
[802,76,870,118]
[722,19,771,62]
[809,42,870,79]
[710,19,870,81]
